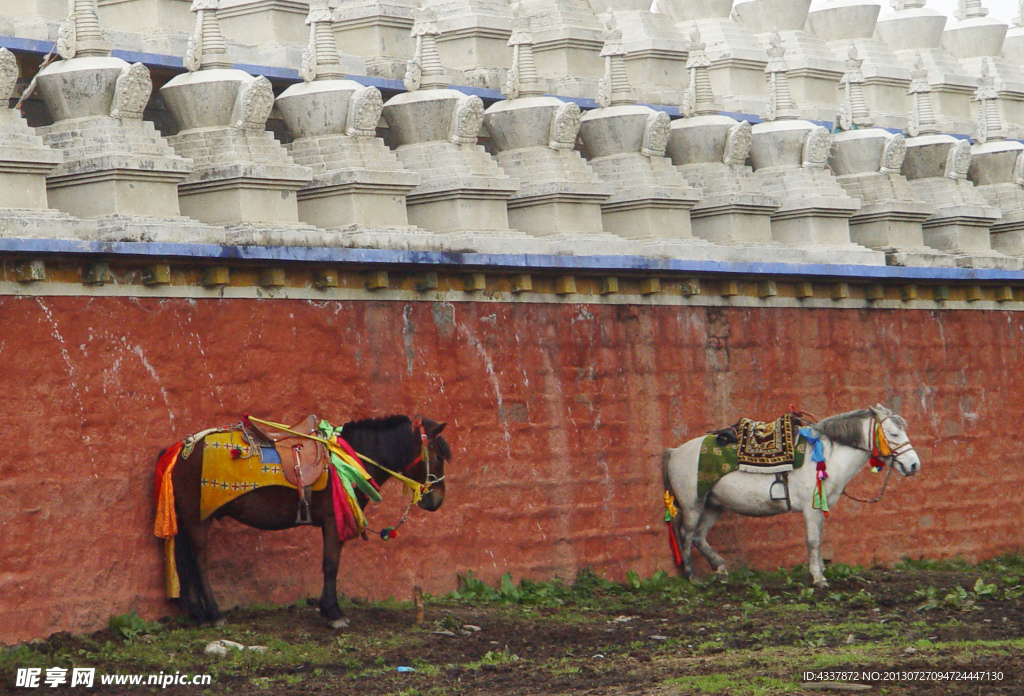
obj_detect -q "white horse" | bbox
[663,405,920,588]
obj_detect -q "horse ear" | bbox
[428,421,446,437]
[869,404,887,419]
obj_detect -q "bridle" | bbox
[843,413,916,504]
[869,414,916,470]
[408,417,445,490]
[362,419,447,541]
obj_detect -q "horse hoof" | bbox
[813,581,830,590]
[330,618,350,630]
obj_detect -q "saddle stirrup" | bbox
[292,445,313,525]
[769,472,791,512]
[296,486,313,525]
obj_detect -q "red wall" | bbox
[1,296,1021,643]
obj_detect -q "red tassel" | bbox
[666,522,683,566]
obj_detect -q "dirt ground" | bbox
[3,564,1022,696]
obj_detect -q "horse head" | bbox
[410,418,449,512]
[868,404,920,477]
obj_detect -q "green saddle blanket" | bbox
[697,433,808,499]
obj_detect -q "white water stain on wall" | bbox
[457,320,512,462]
[403,304,416,376]
[131,344,176,426]
[165,298,224,409]
[35,298,84,420]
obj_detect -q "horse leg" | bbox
[692,505,729,580]
[184,520,222,623]
[318,520,348,628]
[677,505,707,581]
[802,508,829,588]
[173,529,206,622]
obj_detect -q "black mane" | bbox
[341,414,412,431]
[337,415,449,476]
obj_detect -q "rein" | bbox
[842,463,895,503]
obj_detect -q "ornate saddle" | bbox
[709,412,806,473]
[247,414,326,488]
[246,414,327,524]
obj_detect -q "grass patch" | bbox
[664,672,801,695]
[2,554,1021,695]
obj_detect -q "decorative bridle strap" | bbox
[869,415,915,465]
[838,414,914,466]
[411,417,444,487]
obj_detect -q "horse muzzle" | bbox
[895,453,920,477]
[417,485,445,511]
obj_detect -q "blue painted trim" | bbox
[111,49,184,69]
[1,238,1022,283]
[0,36,54,55]
[449,84,505,100]
[231,63,300,82]
[721,111,765,125]
[553,95,601,110]
[646,104,681,117]
[350,75,406,92]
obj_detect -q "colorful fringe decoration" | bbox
[798,427,829,517]
[663,490,679,521]
[318,420,383,542]
[868,422,892,473]
[153,442,183,599]
[663,490,683,566]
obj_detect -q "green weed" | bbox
[108,610,163,642]
[897,555,974,571]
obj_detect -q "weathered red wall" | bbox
[1,296,1022,643]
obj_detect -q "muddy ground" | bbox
[3,564,1022,696]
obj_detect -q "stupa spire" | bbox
[598,10,633,108]
[405,2,448,91]
[56,0,111,59]
[184,0,232,72]
[300,0,344,82]
[765,31,798,121]
[955,0,988,20]
[907,53,938,137]
[506,2,544,100]
[974,58,1004,143]
[837,43,873,131]
[682,23,717,117]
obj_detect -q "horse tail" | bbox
[154,442,201,616]
[661,448,675,497]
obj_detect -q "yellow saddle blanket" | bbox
[200,430,328,520]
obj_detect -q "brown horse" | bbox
[165,415,449,627]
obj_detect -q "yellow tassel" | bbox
[164,537,180,599]
[876,424,892,456]
[663,490,679,518]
